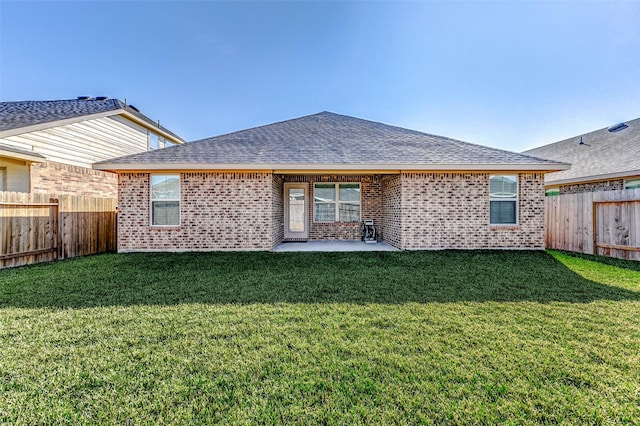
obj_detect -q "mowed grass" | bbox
[1,250,639,424]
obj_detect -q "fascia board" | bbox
[545,169,640,186]
[93,162,571,173]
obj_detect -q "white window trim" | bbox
[313,182,361,223]
[150,174,181,227]
[489,175,518,226]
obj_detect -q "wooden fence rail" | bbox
[0,192,117,268]
[545,188,640,261]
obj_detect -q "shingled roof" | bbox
[0,98,184,143]
[523,117,640,185]
[94,112,567,172]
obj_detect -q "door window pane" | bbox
[288,188,305,232]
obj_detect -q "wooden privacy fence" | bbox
[0,192,117,268]
[545,188,640,261]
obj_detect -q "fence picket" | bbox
[546,189,640,261]
[0,192,117,268]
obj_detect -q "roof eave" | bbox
[118,110,185,145]
[0,109,184,145]
[0,147,46,163]
[544,169,640,186]
[93,162,571,173]
[0,110,122,138]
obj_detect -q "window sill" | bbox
[149,225,181,229]
[313,221,361,225]
[489,224,520,231]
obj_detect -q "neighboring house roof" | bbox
[523,117,640,185]
[94,111,567,172]
[0,142,46,163]
[0,98,184,144]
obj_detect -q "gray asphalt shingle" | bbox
[96,111,562,168]
[523,117,640,183]
[0,98,182,141]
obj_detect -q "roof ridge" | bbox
[190,111,333,143]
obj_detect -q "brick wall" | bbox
[272,174,284,248]
[381,174,402,248]
[31,161,118,198]
[118,172,273,251]
[559,179,624,194]
[401,172,545,250]
[283,175,382,240]
[117,171,545,252]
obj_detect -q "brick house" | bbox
[94,112,568,251]
[0,98,184,198]
[523,117,640,195]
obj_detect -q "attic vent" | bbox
[95,96,109,101]
[608,122,628,132]
[128,105,140,112]
[77,96,92,100]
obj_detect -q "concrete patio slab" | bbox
[274,240,399,252]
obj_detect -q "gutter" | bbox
[93,162,571,173]
[544,169,640,186]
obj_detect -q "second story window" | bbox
[149,133,159,150]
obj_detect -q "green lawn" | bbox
[1,250,639,424]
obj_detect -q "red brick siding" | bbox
[559,179,624,194]
[401,172,545,249]
[381,174,402,249]
[117,171,544,251]
[118,172,273,251]
[30,161,117,198]
[283,175,382,240]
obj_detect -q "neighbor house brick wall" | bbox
[559,179,624,194]
[401,172,545,250]
[284,175,382,240]
[30,161,118,198]
[118,172,273,251]
[381,174,402,249]
[272,174,284,248]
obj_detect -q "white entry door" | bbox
[284,183,308,239]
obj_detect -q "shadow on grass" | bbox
[0,250,638,309]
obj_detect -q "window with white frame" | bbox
[490,175,518,224]
[625,178,640,189]
[0,167,6,191]
[148,133,168,150]
[151,174,180,226]
[314,183,361,222]
[149,133,160,150]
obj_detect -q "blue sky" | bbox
[1,1,639,151]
